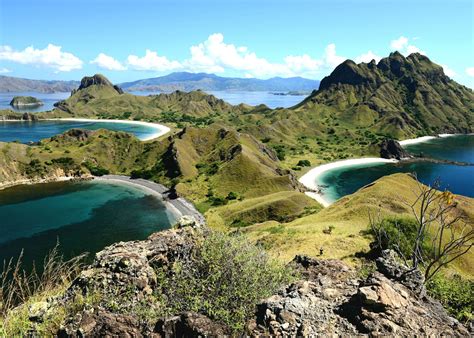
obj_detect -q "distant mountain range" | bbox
[0,75,79,93]
[0,73,320,93]
[119,72,320,92]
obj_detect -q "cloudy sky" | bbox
[0,0,473,87]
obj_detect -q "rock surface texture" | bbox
[43,227,467,336]
[379,139,411,160]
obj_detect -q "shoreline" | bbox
[299,158,398,207]
[0,175,92,191]
[46,118,171,141]
[0,117,171,141]
[299,133,471,207]
[95,175,206,226]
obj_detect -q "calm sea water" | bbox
[0,92,70,112]
[129,90,307,109]
[0,120,161,143]
[317,135,474,203]
[0,181,177,268]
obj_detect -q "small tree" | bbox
[370,177,474,282]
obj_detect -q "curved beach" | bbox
[299,158,398,207]
[47,118,171,141]
[299,133,471,207]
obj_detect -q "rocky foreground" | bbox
[27,221,468,337]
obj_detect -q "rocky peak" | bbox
[76,74,124,94]
[319,59,379,90]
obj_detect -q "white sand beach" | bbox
[47,118,171,141]
[399,136,436,146]
[299,158,398,207]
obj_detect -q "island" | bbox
[9,95,44,108]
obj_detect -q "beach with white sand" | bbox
[47,118,171,141]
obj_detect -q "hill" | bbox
[46,74,252,120]
[120,72,320,92]
[298,52,474,138]
[0,75,78,93]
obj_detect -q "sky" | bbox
[0,0,473,87]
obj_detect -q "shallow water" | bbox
[0,120,162,143]
[316,135,474,203]
[0,180,177,267]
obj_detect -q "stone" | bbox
[379,139,411,160]
[28,301,50,322]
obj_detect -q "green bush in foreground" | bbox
[156,232,293,331]
[427,274,474,323]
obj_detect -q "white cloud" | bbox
[355,50,382,63]
[466,67,474,77]
[181,33,345,78]
[439,64,456,78]
[127,49,182,72]
[389,36,425,56]
[0,44,82,72]
[0,67,10,73]
[91,53,126,71]
[390,36,409,50]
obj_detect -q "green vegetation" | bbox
[427,274,474,323]
[155,232,293,331]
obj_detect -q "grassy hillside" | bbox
[241,173,474,277]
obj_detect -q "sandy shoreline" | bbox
[299,158,398,207]
[299,133,470,207]
[47,118,171,141]
[96,175,206,226]
[1,118,171,141]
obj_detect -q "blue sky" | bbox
[0,0,473,86]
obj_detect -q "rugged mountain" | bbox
[0,75,79,93]
[120,72,320,92]
[47,74,252,119]
[299,52,474,137]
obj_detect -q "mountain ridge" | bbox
[120,72,320,92]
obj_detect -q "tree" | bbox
[370,177,474,283]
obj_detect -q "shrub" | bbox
[226,191,238,200]
[297,159,311,167]
[427,274,474,323]
[84,162,109,176]
[156,232,293,331]
[368,217,419,259]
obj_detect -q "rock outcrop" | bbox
[248,254,469,336]
[76,74,124,94]
[25,227,468,336]
[379,139,411,159]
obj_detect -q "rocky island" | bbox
[9,96,44,108]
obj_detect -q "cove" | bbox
[0,180,178,268]
[0,119,169,143]
[309,135,474,205]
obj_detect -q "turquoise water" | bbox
[317,135,474,203]
[0,120,162,143]
[0,181,177,268]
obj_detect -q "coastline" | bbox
[299,133,471,207]
[299,158,398,207]
[0,175,92,191]
[0,117,171,141]
[95,175,206,226]
[47,118,171,141]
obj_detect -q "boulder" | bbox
[379,139,411,159]
[155,312,229,337]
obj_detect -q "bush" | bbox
[368,217,419,259]
[84,162,109,176]
[156,232,293,331]
[427,274,474,323]
[297,159,311,167]
[226,191,238,200]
